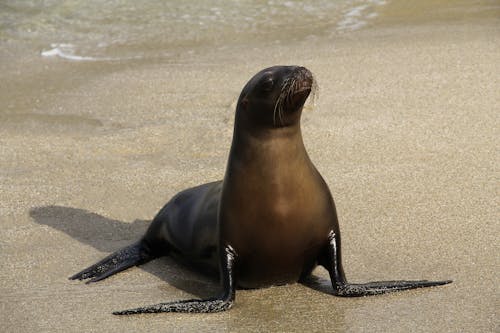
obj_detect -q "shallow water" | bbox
[1,0,387,61]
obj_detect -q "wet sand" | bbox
[1,2,499,333]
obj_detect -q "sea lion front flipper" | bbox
[113,244,237,315]
[70,241,155,283]
[322,231,452,297]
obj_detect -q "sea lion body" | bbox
[71,66,451,314]
[146,163,333,289]
[145,66,334,288]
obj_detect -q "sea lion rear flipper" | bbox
[322,231,452,297]
[113,244,237,315]
[332,279,452,296]
[69,241,155,283]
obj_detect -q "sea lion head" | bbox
[236,66,315,129]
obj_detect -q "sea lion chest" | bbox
[219,135,333,288]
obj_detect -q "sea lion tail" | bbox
[69,240,155,283]
[333,279,452,297]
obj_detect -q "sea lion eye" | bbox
[261,77,274,92]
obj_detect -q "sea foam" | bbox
[41,43,102,61]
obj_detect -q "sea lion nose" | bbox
[294,66,313,80]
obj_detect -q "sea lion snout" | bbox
[279,66,314,115]
[294,66,313,82]
[285,66,313,90]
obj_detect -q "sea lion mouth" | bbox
[273,67,315,127]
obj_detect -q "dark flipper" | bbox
[113,298,233,315]
[323,231,452,297]
[70,241,155,283]
[113,244,237,315]
[333,279,452,297]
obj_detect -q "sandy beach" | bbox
[1,1,499,332]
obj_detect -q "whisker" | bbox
[310,77,319,110]
[274,76,293,127]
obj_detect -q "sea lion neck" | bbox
[233,108,302,138]
[227,122,308,167]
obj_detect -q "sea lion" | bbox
[71,65,451,314]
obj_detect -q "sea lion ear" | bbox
[240,97,249,110]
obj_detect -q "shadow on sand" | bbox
[29,205,219,298]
